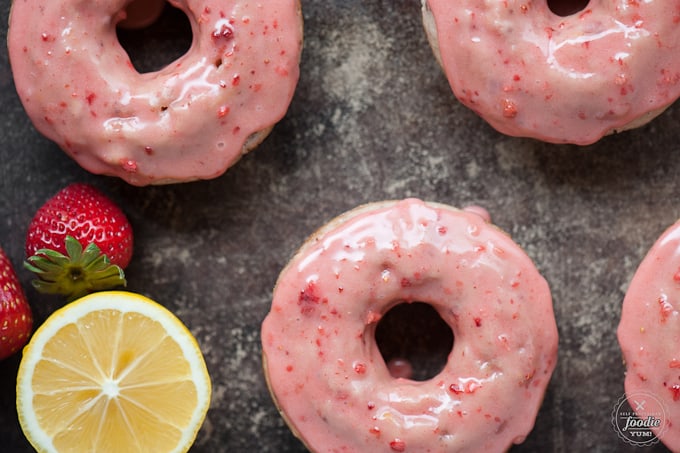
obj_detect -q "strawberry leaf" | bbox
[24,236,127,301]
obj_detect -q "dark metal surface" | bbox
[1,1,677,451]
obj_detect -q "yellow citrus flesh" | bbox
[16,291,211,453]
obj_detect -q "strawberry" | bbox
[0,246,33,359]
[24,183,133,300]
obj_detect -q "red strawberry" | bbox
[24,183,133,300]
[0,247,33,359]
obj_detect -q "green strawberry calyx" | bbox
[24,235,127,301]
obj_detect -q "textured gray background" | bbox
[0,1,678,452]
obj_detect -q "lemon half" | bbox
[16,291,211,453]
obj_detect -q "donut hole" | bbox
[375,302,453,382]
[547,0,590,16]
[116,2,193,73]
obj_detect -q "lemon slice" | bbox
[16,291,211,453]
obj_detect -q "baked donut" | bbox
[261,198,558,452]
[618,220,680,450]
[8,0,303,185]
[421,1,680,145]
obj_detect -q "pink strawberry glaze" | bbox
[262,199,558,452]
[423,0,680,145]
[618,220,680,451]
[8,0,302,185]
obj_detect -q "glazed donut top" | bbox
[618,220,680,450]
[262,199,558,452]
[8,0,302,185]
[425,0,680,144]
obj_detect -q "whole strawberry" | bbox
[0,246,33,359]
[24,183,133,300]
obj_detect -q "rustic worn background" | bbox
[1,1,678,451]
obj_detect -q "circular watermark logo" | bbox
[611,391,668,447]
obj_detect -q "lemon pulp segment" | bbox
[17,292,211,453]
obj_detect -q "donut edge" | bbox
[420,0,670,143]
[616,219,680,451]
[421,0,443,69]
